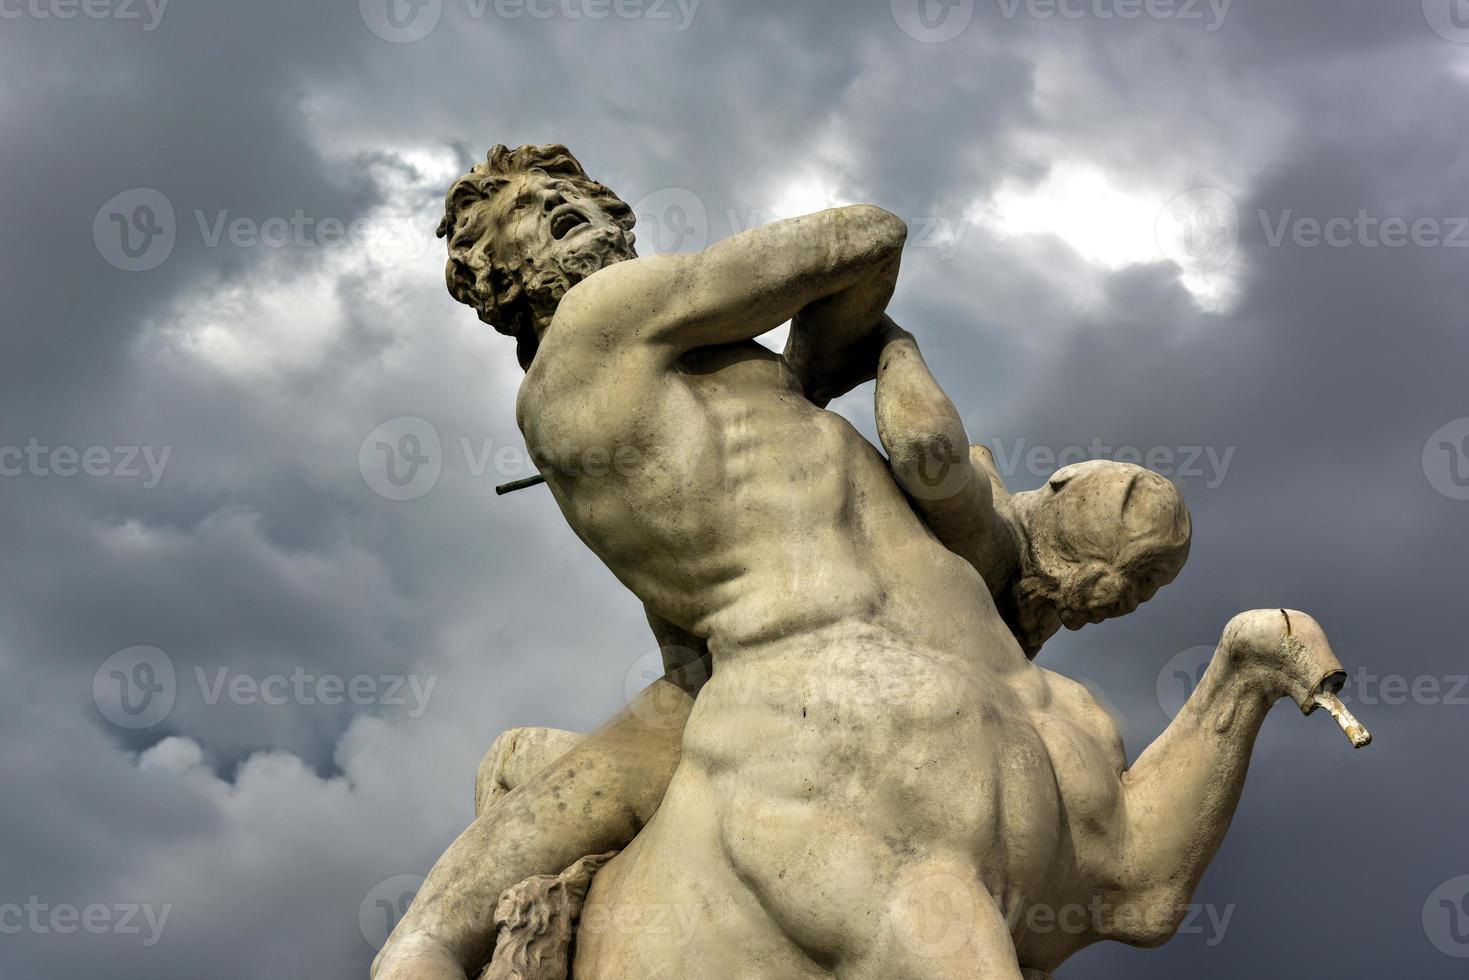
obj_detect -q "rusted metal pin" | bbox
[495,474,547,496]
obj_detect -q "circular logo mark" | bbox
[1156,187,1239,273]
[1423,417,1469,501]
[94,646,176,730]
[359,417,442,501]
[629,188,710,254]
[1155,645,1215,719]
[359,873,425,951]
[891,0,974,42]
[1424,875,1469,957]
[94,188,176,272]
[1423,0,1469,42]
[623,646,709,730]
[894,419,978,503]
[890,869,981,959]
[359,0,442,42]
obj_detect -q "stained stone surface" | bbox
[370,145,1370,980]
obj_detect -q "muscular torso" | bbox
[522,338,989,649]
[521,326,1129,977]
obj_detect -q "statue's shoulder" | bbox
[536,254,692,375]
[557,252,687,324]
[520,255,693,442]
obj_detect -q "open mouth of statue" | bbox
[550,205,592,240]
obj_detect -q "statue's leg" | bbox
[371,675,694,980]
[475,727,584,816]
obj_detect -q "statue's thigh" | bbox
[575,780,829,980]
[853,858,1027,980]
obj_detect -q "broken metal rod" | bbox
[496,473,547,496]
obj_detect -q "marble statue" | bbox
[371,144,1368,980]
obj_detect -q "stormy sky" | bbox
[1,0,1466,976]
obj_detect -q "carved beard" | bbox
[521,226,634,331]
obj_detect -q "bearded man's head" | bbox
[437,144,637,368]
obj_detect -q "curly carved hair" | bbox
[435,144,634,355]
[1019,460,1192,610]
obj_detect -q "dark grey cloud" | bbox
[1,1,1465,977]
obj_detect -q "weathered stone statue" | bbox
[372,144,1368,980]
